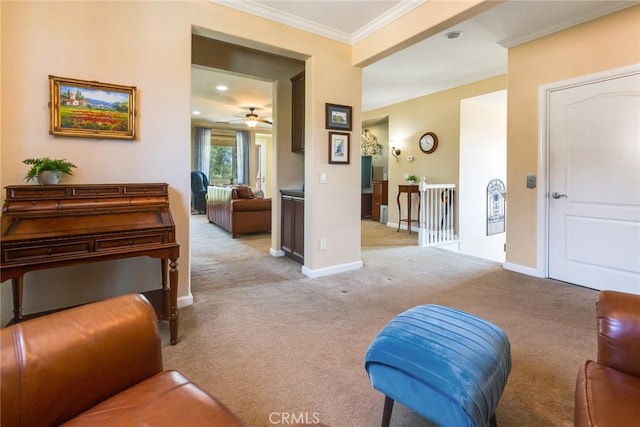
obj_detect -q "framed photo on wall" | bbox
[325,103,352,131]
[49,75,137,140]
[328,131,350,164]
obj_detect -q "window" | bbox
[209,130,235,183]
[210,145,233,181]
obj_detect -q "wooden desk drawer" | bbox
[3,200,59,212]
[71,186,122,196]
[3,241,91,262]
[58,197,130,209]
[95,233,165,251]
[123,185,167,196]
[130,196,168,205]
[7,187,68,199]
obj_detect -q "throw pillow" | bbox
[235,185,255,199]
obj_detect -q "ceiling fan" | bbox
[233,107,272,128]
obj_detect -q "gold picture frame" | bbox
[49,75,137,140]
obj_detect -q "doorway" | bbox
[459,90,507,263]
[541,65,640,293]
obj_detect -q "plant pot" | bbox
[38,170,62,185]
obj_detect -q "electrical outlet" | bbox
[320,238,327,250]
[403,173,409,180]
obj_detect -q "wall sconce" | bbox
[391,147,401,162]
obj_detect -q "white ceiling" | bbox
[192,0,637,126]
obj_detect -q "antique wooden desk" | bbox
[0,183,180,344]
[397,184,420,235]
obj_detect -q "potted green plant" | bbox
[407,174,418,184]
[23,157,77,185]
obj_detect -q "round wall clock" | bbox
[419,132,438,154]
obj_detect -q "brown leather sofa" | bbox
[207,185,271,237]
[574,290,640,426]
[1,293,246,427]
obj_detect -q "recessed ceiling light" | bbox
[216,85,228,91]
[192,111,201,115]
[444,31,463,40]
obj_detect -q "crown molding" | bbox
[210,0,351,43]
[210,0,426,45]
[351,1,425,44]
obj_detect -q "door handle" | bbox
[551,192,568,199]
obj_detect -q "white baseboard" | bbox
[429,240,460,251]
[178,293,194,307]
[270,248,285,257]
[302,260,363,278]
[503,262,546,278]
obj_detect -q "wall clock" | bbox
[419,132,438,154]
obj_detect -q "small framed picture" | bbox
[49,75,137,140]
[328,132,350,164]
[325,103,352,131]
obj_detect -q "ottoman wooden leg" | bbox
[381,396,394,427]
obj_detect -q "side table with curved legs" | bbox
[397,184,420,234]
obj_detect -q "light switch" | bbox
[320,172,327,184]
[526,173,536,189]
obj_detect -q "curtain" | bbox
[236,130,250,185]
[193,127,211,175]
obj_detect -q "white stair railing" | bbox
[418,178,456,246]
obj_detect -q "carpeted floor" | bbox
[161,215,597,427]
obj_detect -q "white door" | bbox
[548,71,640,293]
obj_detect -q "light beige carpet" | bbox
[161,215,597,427]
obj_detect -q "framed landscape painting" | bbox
[49,75,137,140]
[325,103,352,131]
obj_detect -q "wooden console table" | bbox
[397,184,420,234]
[0,183,180,345]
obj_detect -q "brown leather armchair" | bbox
[574,290,640,426]
[1,294,246,427]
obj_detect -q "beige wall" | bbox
[0,1,363,322]
[506,5,640,270]
[363,75,507,227]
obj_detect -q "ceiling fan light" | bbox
[245,115,259,128]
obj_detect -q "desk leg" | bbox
[161,258,169,319]
[11,276,24,323]
[169,258,179,345]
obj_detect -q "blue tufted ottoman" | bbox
[364,304,511,427]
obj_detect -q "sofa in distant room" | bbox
[207,185,271,238]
